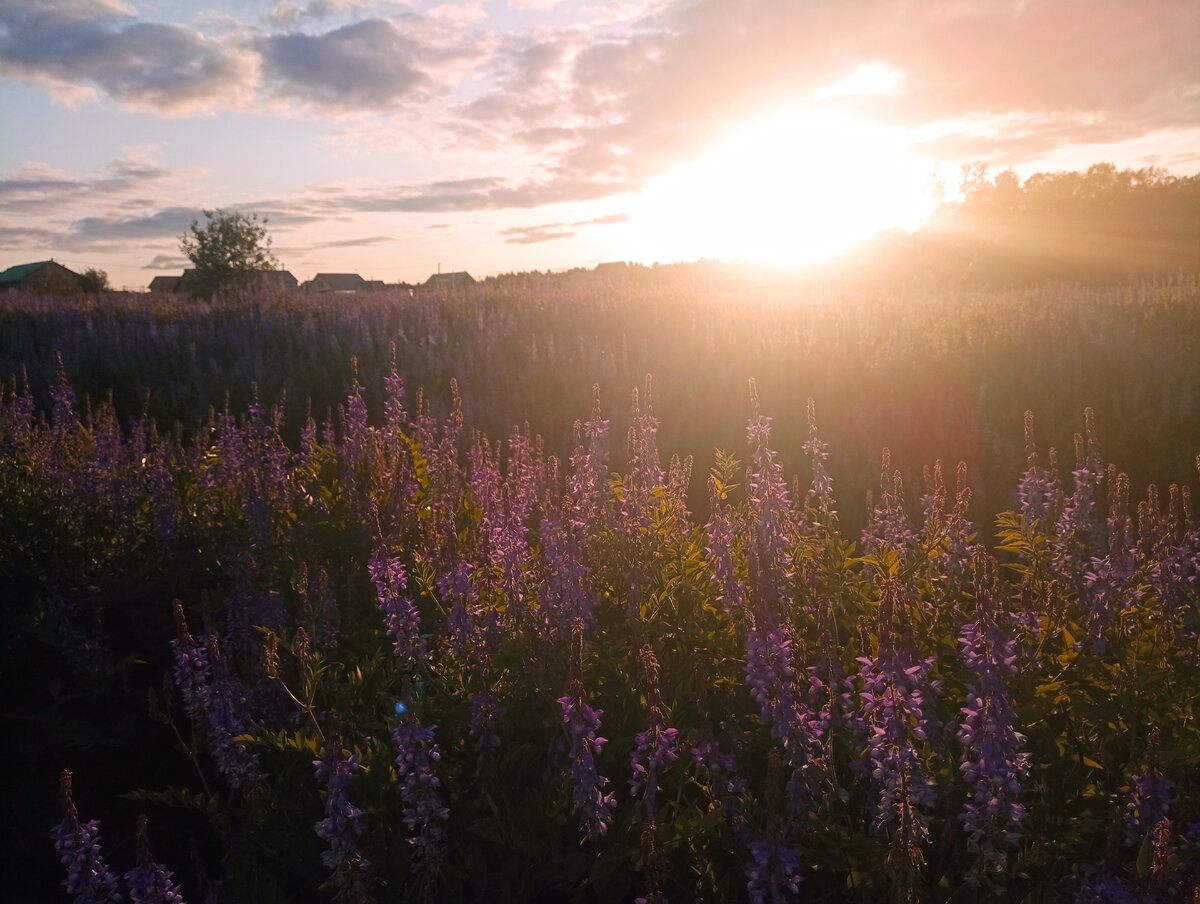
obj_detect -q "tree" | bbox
[80,268,110,293]
[180,209,279,296]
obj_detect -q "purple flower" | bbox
[559,618,616,838]
[536,500,596,634]
[170,604,258,788]
[1125,728,1173,846]
[1138,483,1200,637]
[1068,866,1143,904]
[704,477,746,620]
[469,427,537,614]
[124,815,186,904]
[691,729,749,823]
[636,820,668,904]
[203,634,260,787]
[1058,409,1105,550]
[745,823,801,904]
[567,384,610,527]
[955,550,1030,884]
[50,770,122,904]
[628,646,679,821]
[857,581,936,845]
[411,382,464,565]
[744,571,824,815]
[369,550,427,673]
[313,737,373,903]
[1017,411,1060,525]
[624,377,665,526]
[467,692,505,758]
[862,448,918,556]
[802,398,834,518]
[392,715,448,878]
[745,381,793,608]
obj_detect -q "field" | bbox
[3,272,1200,902]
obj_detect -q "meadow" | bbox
[2,271,1199,902]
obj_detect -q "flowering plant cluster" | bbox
[4,324,1200,901]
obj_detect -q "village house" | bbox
[422,271,475,292]
[302,273,385,293]
[0,260,85,293]
[149,269,298,293]
[148,275,182,293]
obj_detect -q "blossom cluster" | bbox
[313,738,372,903]
[559,618,616,838]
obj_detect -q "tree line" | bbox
[847,162,1200,285]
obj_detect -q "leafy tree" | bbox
[180,209,279,296]
[79,268,110,293]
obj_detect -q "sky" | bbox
[1,0,1198,290]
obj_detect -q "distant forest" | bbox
[848,162,1200,284]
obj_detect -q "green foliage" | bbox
[79,267,110,293]
[6,280,1200,901]
[925,161,1200,282]
[179,208,280,296]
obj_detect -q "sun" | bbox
[631,110,935,267]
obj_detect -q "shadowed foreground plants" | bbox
[4,367,1200,903]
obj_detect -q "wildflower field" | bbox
[3,274,1200,903]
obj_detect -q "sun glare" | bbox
[632,111,934,267]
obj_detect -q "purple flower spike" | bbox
[704,476,745,620]
[745,822,801,904]
[559,618,616,838]
[50,770,122,904]
[468,692,506,758]
[392,715,448,879]
[745,380,793,608]
[369,550,427,674]
[628,645,679,821]
[857,580,936,858]
[1125,728,1173,846]
[955,549,1030,885]
[124,815,187,904]
[313,737,373,903]
[802,398,835,518]
[169,604,259,789]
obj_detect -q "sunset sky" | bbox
[1,0,1197,290]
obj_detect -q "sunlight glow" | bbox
[814,63,903,99]
[631,111,935,267]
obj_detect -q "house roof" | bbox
[310,272,368,291]
[0,260,59,285]
[423,271,474,286]
[148,275,182,291]
[260,270,298,288]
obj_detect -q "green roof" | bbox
[0,260,56,285]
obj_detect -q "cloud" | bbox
[0,158,175,212]
[452,0,1199,201]
[498,210,631,244]
[579,212,631,226]
[500,224,575,244]
[0,0,254,112]
[814,63,902,99]
[307,235,397,249]
[294,171,632,215]
[70,206,201,242]
[0,224,62,248]
[428,2,486,24]
[256,19,433,108]
[144,253,190,270]
[266,0,383,28]
[507,0,568,10]
[2,0,1195,260]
